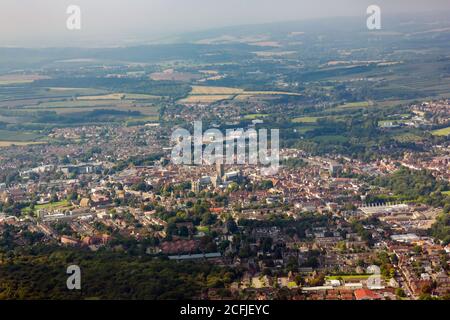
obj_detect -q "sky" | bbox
[1,0,449,47]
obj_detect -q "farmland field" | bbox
[180,86,302,104]
[78,93,160,100]
[0,128,45,147]
[22,99,159,116]
[179,95,234,104]
[0,129,43,142]
[292,117,319,123]
[0,74,50,85]
[190,86,244,95]
[393,132,424,143]
[338,101,372,108]
[432,126,450,136]
[243,113,269,120]
[0,141,45,147]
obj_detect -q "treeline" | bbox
[371,167,449,206]
[430,213,450,245]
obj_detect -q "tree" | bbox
[395,288,406,298]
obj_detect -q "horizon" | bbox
[1,0,450,48]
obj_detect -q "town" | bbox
[0,99,449,300]
[0,9,449,300]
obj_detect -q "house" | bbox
[60,235,80,246]
[80,198,91,208]
[354,288,382,300]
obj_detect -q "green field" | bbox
[34,200,71,212]
[432,127,450,136]
[338,101,371,108]
[292,116,319,123]
[0,129,43,142]
[294,126,316,134]
[313,135,348,143]
[196,226,210,233]
[393,132,424,143]
[243,113,268,120]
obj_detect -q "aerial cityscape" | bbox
[0,0,449,304]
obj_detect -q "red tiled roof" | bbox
[354,289,382,300]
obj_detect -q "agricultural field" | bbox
[180,85,301,104]
[22,99,159,116]
[0,128,45,147]
[0,129,43,142]
[393,132,424,143]
[178,95,234,104]
[432,126,450,136]
[190,86,244,95]
[77,93,160,101]
[0,141,45,148]
[0,74,49,85]
[292,117,320,123]
[338,101,372,108]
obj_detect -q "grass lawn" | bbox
[442,191,450,196]
[196,226,210,233]
[34,200,71,212]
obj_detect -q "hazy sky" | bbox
[1,0,449,47]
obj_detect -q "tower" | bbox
[216,161,224,178]
[191,180,200,193]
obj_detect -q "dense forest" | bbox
[0,246,239,300]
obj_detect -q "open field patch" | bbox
[22,98,159,116]
[77,93,160,101]
[432,126,450,136]
[292,116,320,123]
[393,132,424,143]
[0,141,45,147]
[0,74,50,85]
[180,86,301,104]
[242,113,269,120]
[0,129,43,142]
[338,101,372,108]
[179,95,234,104]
